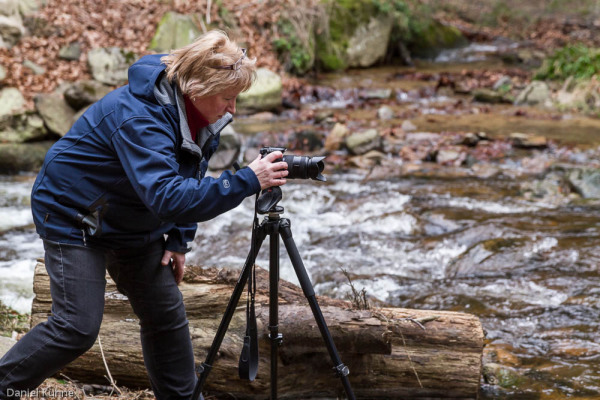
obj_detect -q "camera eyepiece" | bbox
[260,147,326,182]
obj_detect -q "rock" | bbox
[208,125,241,171]
[18,0,44,16]
[0,111,47,143]
[149,12,201,53]
[0,141,54,174]
[345,129,381,155]
[566,167,600,199]
[360,88,392,100]
[34,93,76,137]
[346,16,394,68]
[348,150,386,169]
[401,120,417,132]
[0,88,25,116]
[88,47,137,86]
[58,42,82,61]
[473,88,510,104]
[377,105,394,120]
[64,80,112,110]
[509,132,547,148]
[514,81,551,106]
[493,75,512,91]
[482,363,522,388]
[23,59,45,75]
[237,68,282,113]
[408,20,468,59]
[0,0,25,48]
[0,335,16,359]
[436,145,467,166]
[324,123,349,152]
[555,77,600,113]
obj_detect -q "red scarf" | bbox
[183,95,209,142]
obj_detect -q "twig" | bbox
[398,329,423,388]
[206,0,212,25]
[98,336,122,395]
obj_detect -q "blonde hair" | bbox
[161,30,257,98]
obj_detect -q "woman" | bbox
[0,30,288,399]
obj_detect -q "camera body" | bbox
[260,147,326,182]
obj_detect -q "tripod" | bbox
[193,187,355,400]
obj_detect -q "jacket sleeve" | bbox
[110,117,261,223]
[166,223,197,253]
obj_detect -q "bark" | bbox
[31,262,484,399]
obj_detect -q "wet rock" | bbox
[348,150,386,169]
[482,363,522,388]
[64,80,112,110]
[510,132,547,148]
[566,167,600,199]
[520,171,572,204]
[408,20,468,59]
[148,12,201,53]
[360,88,393,100]
[0,87,25,116]
[59,42,82,61]
[88,47,137,86]
[237,68,282,113]
[377,105,394,120]
[0,111,47,143]
[346,16,393,68]
[0,141,54,174]
[345,128,381,155]
[208,125,241,171]
[514,81,551,106]
[473,88,510,104]
[436,145,467,166]
[324,123,349,152]
[34,93,76,137]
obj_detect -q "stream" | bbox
[2,42,600,398]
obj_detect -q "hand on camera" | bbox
[248,151,288,190]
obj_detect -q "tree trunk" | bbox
[31,261,484,399]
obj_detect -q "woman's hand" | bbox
[161,250,186,284]
[248,151,289,190]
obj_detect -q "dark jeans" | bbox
[0,239,196,399]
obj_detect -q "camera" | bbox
[260,147,326,182]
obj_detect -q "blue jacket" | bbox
[31,54,261,252]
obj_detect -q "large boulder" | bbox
[237,68,282,113]
[514,81,551,106]
[34,93,76,137]
[208,125,241,171]
[0,111,47,143]
[0,88,25,117]
[345,128,382,155]
[0,0,24,48]
[408,20,468,59]
[0,141,53,174]
[87,47,136,86]
[149,12,201,53]
[346,16,394,68]
[63,80,112,110]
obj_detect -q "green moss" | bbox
[535,45,600,81]
[273,18,315,75]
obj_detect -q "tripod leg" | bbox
[192,224,267,400]
[268,224,282,400]
[279,219,356,400]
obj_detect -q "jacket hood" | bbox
[127,54,167,101]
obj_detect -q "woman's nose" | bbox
[226,98,236,114]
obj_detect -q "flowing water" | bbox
[2,42,600,398]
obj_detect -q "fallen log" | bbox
[31,261,484,399]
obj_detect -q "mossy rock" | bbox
[149,12,201,53]
[408,20,468,59]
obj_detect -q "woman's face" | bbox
[191,87,243,124]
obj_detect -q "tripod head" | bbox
[256,186,284,215]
